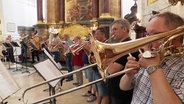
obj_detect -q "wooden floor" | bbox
[2,62,96,104]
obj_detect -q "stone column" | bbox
[98,0,114,38]
[92,0,99,20]
[37,0,43,24]
[100,0,110,18]
[59,0,65,24]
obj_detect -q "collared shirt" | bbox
[49,37,60,52]
[64,38,73,52]
[131,55,184,104]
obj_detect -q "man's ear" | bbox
[122,27,127,33]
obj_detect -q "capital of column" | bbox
[100,13,111,18]
[37,20,44,24]
[59,21,65,24]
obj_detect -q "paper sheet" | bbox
[43,48,59,69]
[34,59,62,87]
[0,61,20,102]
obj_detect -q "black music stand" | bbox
[33,59,64,104]
[10,41,22,72]
[20,41,30,74]
[2,43,13,69]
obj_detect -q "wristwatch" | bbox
[146,65,160,75]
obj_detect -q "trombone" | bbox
[22,25,184,104]
[63,43,80,56]
[49,36,64,50]
[71,34,115,56]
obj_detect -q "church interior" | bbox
[0,0,184,104]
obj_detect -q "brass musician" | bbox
[48,29,62,63]
[30,31,40,63]
[20,34,29,63]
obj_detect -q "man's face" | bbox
[53,34,57,37]
[111,23,125,42]
[63,35,67,40]
[146,17,170,50]
[73,38,79,43]
[94,30,103,41]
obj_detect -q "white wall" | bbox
[137,0,184,26]
[1,0,37,40]
[0,0,4,41]
[122,0,135,18]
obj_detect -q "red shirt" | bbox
[72,46,84,66]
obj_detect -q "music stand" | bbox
[0,61,20,104]
[43,48,65,90]
[43,48,62,70]
[2,43,13,69]
[33,59,63,104]
[10,41,22,72]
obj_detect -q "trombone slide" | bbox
[31,67,135,104]
[22,63,97,103]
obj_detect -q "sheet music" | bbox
[0,61,20,102]
[34,59,62,87]
[13,47,21,56]
[43,48,59,69]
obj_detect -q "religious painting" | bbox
[65,0,92,23]
[147,0,158,5]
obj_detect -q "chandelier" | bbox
[168,0,184,5]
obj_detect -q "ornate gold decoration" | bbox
[60,24,89,39]
[168,0,184,5]
[147,0,158,5]
[100,13,111,18]
[37,20,44,24]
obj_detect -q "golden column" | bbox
[47,0,60,24]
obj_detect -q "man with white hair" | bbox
[48,29,61,63]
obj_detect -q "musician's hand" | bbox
[75,52,79,55]
[125,56,140,78]
[138,53,161,69]
[83,43,91,51]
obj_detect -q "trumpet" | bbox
[49,37,64,50]
[71,34,115,56]
[64,43,80,56]
[71,41,90,55]
[20,34,29,42]
[22,25,184,104]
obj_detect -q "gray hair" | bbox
[111,19,130,32]
[152,12,184,30]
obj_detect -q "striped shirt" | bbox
[131,55,184,104]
